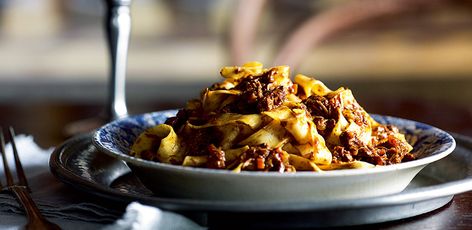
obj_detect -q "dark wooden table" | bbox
[0,79,471,229]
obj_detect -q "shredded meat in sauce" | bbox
[237,144,294,172]
[303,94,414,165]
[218,69,289,114]
[150,63,414,171]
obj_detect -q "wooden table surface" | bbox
[0,80,471,229]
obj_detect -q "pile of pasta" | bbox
[131,62,414,172]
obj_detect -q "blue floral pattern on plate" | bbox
[93,110,177,159]
[93,110,455,167]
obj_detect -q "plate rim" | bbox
[92,110,456,177]
[51,133,472,212]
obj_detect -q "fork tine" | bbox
[0,127,15,187]
[8,127,30,191]
[1,127,61,229]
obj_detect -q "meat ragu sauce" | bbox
[131,62,414,172]
[215,69,293,114]
[304,95,414,165]
[303,96,414,165]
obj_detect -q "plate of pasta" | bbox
[93,62,455,202]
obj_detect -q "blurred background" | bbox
[0,0,471,144]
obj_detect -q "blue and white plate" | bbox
[93,110,456,202]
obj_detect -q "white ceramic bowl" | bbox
[93,110,456,202]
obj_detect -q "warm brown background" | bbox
[0,0,470,228]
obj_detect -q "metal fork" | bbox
[0,127,61,230]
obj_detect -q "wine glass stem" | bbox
[105,0,131,121]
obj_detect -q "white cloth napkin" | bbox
[0,135,205,230]
[105,202,205,230]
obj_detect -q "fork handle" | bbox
[10,186,61,230]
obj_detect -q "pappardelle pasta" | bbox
[130,62,414,172]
